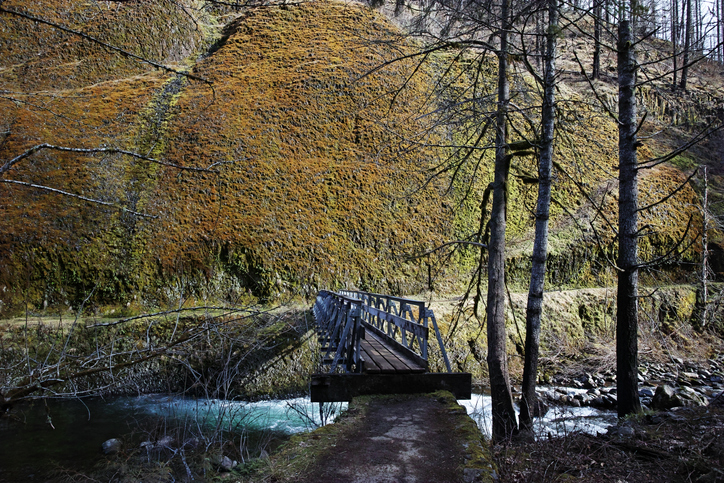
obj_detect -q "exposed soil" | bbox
[495,395,724,483]
[297,395,469,483]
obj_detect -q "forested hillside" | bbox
[0,0,716,315]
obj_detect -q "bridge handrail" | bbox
[340,290,427,326]
[315,290,452,374]
[314,290,363,373]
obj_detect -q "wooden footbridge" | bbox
[310,290,471,402]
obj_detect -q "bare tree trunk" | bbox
[487,0,518,443]
[593,0,602,79]
[520,0,559,433]
[681,0,692,90]
[616,16,642,418]
[695,0,702,51]
[606,0,611,25]
[715,0,722,62]
[720,0,724,62]
[536,6,544,70]
[700,165,710,327]
[672,0,679,88]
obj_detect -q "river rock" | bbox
[211,454,237,472]
[639,386,656,398]
[102,438,122,455]
[678,386,708,406]
[651,385,680,409]
[574,374,596,389]
[607,423,635,438]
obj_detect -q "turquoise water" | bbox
[461,393,618,438]
[0,395,345,482]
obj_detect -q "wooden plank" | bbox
[372,336,417,371]
[365,331,425,373]
[360,345,381,373]
[360,337,396,373]
[385,349,424,373]
[362,322,428,370]
[365,336,413,373]
[364,337,402,373]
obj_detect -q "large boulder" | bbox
[211,454,237,472]
[651,384,709,410]
[651,385,680,410]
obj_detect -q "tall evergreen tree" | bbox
[520,0,559,433]
[616,8,643,417]
[487,0,519,441]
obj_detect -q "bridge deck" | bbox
[312,290,471,402]
[360,330,426,374]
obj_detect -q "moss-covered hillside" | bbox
[0,0,708,315]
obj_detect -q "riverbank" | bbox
[2,286,723,481]
[494,395,724,482]
[0,394,346,482]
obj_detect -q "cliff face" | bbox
[0,0,704,314]
[0,0,211,311]
[152,4,452,297]
[0,1,453,311]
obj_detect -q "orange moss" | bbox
[0,0,705,313]
[0,0,207,91]
[151,2,450,295]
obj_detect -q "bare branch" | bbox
[87,306,264,328]
[636,215,696,269]
[572,50,619,123]
[1,143,218,176]
[0,7,212,86]
[636,168,699,213]
[0,179,157,218]
[0,93,75,121]
[638,124,724,170]
[552,159,618,234]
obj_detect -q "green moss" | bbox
[430,390,496,480]
[0,0,705,312]
[670,153,698,171]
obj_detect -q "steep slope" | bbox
[0,0,709,314]
[0,1,453,311]
[0,0,213,310]
[150,3,451,297]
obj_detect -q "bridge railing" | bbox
[315,290,452,374]
[314,290,364,373]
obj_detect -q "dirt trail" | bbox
[295,393,491,483]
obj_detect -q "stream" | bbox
[461,392,618,438]
[0,395,345,481]
[0,392,615,481]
